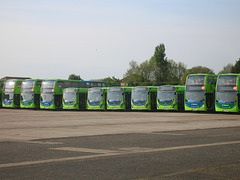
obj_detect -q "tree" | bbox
[181,66,214,84]
[102,76,121,87]
[123,44,187,86]
[152,43,169,84]
[231,58,240,73]
[123,60,143,86]
[218,63,234,74]
[68,74,82,80]
[167,60,187,84]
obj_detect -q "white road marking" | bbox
[0,141,240,168]
[50,147,120,154]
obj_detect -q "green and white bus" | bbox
[87,87,107,110]
[157,85,185,111]
[215,74,240,113]
[131,86,157,111]
[20,79,43,109]
[0,80,5,108]
[185,74,217,112]
[107,87,132,111]
[62,88,88,110]
[40,80,107,110]
[2,79,23,108]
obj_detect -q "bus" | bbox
[157,85,185,111]
[185,74,217,111]
[87,87,107,110]
[107,87,132,111]
[20,79,43,109]
[40,79,107,110]
[215,74,240,113]
[131,86,157,111]
[62,88,88,110]
[0,80,5,108]
[2,79,23,108]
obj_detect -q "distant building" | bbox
[1,76,31,80]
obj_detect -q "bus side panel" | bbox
[0,93,2,108]
[54,95,63,109]
[103,92,107,110]
[150,92,157,111]
[238,94,240,112]
[205,93,214,111]
[125,92,131,111]
[34,94,40,108]
[177,92,185,111]
[14,94,20,107]
[79,92,87,110]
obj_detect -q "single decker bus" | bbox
[185,74,217,111]
[107,87,132,111]
[62,88,88,110]
[157,85,185,111]
[2,79,23,108]
[131,86,157,111]
[215,74,240,113]
[20,79,42,109]
[87,87,107,110]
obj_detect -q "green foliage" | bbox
[123,43,187,86]
[231,58,240,73]
[167,60,187,85]
[218,63,234,74]
[68,74,82,80]
[102,76,121,87]
[152,43,169,84]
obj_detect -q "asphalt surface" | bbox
[0,109,240,179]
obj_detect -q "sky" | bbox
[1,0,240,80]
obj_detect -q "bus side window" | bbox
[72,82,79,88]
[86,83,91,88]
[92,82,98,87]
[208,76,217,85]
[80,82,86,88]
[103,82,107,87]
[64,81,72,88]
[57,81,64,88]
[17,81,22,88]
[37,81,42,88]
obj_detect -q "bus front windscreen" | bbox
[185,91,205,102]
[3,90,14,105]
[216,75,238,104]
[132,88,148,105]
[41,93,54,103]
[21,92,33,103]
[107,89,123,105]
[21,80,34,92]
[41,80,55,89]
[4,81,15,89]
[186,75,205,86]
[63,91,77,104]
[216,91,237,104]
[88,91,102,105]
[158,91,175,104]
